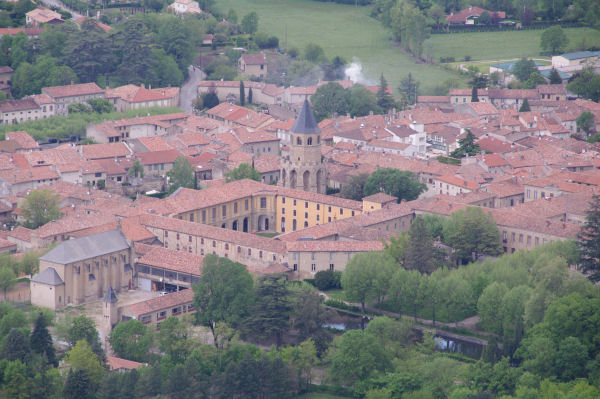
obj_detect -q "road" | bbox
[40,0,83,19]
[180,65,205,114]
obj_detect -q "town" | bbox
[0,0,597,397]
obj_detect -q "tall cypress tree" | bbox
[404,217,435,274]
[376,74,396,112]
[549,68,562,84]
[519,98,530,112]
[248,87,253,104]
[471,86,479,102]
[579,195,600,281]
[239,81,245,106]
[30,312,57,366]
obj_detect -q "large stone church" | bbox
[279,99,327,194]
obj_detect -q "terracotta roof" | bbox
[120,217,155,242]
[33,213,118,240]
[105,84,179,103]
[206,103,272,129]
[0,166,59,185]
[418,96,450,103]
[0,99,39,112]
[137,244,203,275]
[7,226,33,242]
[136,149,181,166]
[80,142,131,160]
[106,356,144,371]
[5,131,39,150]
[446,6,505,23]
[0,28,46,36]
[286,240,384,252]
[126,289,194,316]
[362,192,397,203]
[241,53,267,65]
[277,186,363,210]
[42,83,104,99]
[26,7,62,24]
[435,175,479,191]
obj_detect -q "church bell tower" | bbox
[279,100,327,194]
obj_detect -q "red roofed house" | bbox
[42,82,105,116]
[238,53,268,78]
[433,175,479,196]
[25,7,63,27]
[446,6,505,25]
[105,84,180,112]
[0,99,42,125]
[1,131,40,152]
[135,149,181,177]
[121,289,196,327]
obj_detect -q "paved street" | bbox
[40,0,83,19]
[180,65,205,114]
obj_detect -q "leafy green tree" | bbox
[549,68,562,84]
[0,267,16,300]
[384,233,409,265]
[578,194,600,281]
[108,319,151,362]
[478,282,508,334]
[68,103,92,114]
[512,58,538,82]
[128,159,144,178]
[443,207,502,264]
[404,217,436,274]
[364,168,426,202]
[349,85,380,117]
[201,91,219,109]
[555,336,588,381]
[450,130,481,158]
[376,74,396,112]
[303,42,325,63]
[66,315,105,362]
[279,339,317,390]
[19,250,39,276]
[63,20,114,83]
[30,312,57,366]
[576,111,595,137]
[340,172,369,201]
[225,163,260,182]
[115,18,156,85]
[66,340,105,386]
[541,26,569,55]
[194,255,254,345]
[1,328,30,363]
[241,12,259,35]
[567,66,600,102]
[313,270,341,290]
[365,316,414,355]
[500,285,531,358]
[519,98,531,112]
[156,17,195,73]
[3,360,31,399]
[523,72,546,89]
[157,316,191,362]
[329,330,390,386]
[239,80,245,106]
[291,288,334,355]
[150,48,184,87]
[244,275,292,347]
[342,252,395,311]
[167,156,195,192]
[311,82,349,121]
[21,188,61,229]
[63,369,94,399]
[87,99,114,114]
[227,9,238,23]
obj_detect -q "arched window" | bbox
[307,137,312,145]
[296,137,302,145]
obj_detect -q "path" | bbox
[180,65,205,114]
[40,0,83,19]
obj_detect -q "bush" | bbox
[314,270,342,290]
[439,56,455,63]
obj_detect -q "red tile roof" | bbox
[241,53,267,65]
[126,289,195,317]
[80,142,132,160]
[137,244,203,275]
[42,83,104,99]
[136,149,181,166]
[107,356,144,371]
[5,131,39,150]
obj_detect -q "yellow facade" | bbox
[275,195,360,233]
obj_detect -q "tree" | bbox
[193,255,254,344]
[225,163,261,182]
[523,72,546,89]
[66,315,105,362]
[342,252,395,312]
[512,58,537,82]
[471,86,479,102]
[157,316,191,362]
[376,74,396,112]
[167,156,195,192]
[567,66,600,102]
[450,130,481,158]
[248,87,253,104]
[404,217,436,274]
[244,275,292,347]
[87,98,114,114]
[227,9,238,23]
[68,103,92,114]
[30,312,57,366]
[114,18,156,86]
[291,288,334,355]
[156,17,195,74]
[349,85,380,117]
[2,328,30,363]
[3,360,31,399]
[311,82,350,121]
[279,339,318,391]
[576,111,595,137]
[340,172,370,201]
[443,207,502,264]
[63,369,94,399]
[549,68,562,84]
[241,12,258,35]
[108,319,151,362]
[329,330,390,386]
[128,159,144,178]
[21,188,61,229]
[398,72,419,105]
[477,282,508,334]
[478,11,492,25]
[201,91,220,109]
[578,194,600,281]
[66,340,105,386]
[364,168,426,202]
[519,98,531,112]
[0,267,16,300]
[63,20,114,83]
[541,26,569,55]
[239,80,245,106]
[303,42,325,63]
[314,270,341,290]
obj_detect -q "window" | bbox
[190,213,194,222]
[225,243,229,250]
[212,207,216,219]
[511,232,515,242]
[328,206,332,212]
[293,219,297,231]
[189,235,192,243]
[293,200,297,206]
[293,210,297,216]
[237,246,241,253]
[293,252,298,260]
[202,210,206,222]
[519,234,523,243]
[535,237,539,245]
[316,204,320,210]
[201,238,204,244]
[305,201,308,208]
[328,217,331,222]
[316,215,320,221]
[165,231,168,237]
[259,251,263,258]
[260,197,267,208]
[311,253,315,260]
[234,202,238,213]
[311,264,316,272]
[282,197,285,204]
[281,217,285,232]
[177,233,180,240]
[212,241,216,247]
[293,264,298,271]
[222,205,226,217]
[245,199,249,210]
[248,248,251,255]
[304,212,308,219]
[282,208,285,214]
[304,221,308,228]
[340,209,343,215]
[329,264,334,271]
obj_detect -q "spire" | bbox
[103,286,118,303]
[291,99,321,134]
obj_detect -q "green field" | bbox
[429,27,600,62]
[216,0,463,93]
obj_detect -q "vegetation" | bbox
[450,130,481,158]
[167,156,196,193]
[363,168,426,202]
[311,82,380,121]
[225,163,261,182]
[21,188,61,229]
[568,66,600,102]
[541,26,569,54]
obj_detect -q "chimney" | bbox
[71,81,74,85]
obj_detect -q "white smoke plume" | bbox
[344,58,375,85]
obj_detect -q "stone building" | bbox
[31,229,132,309]
[280,100,327,194]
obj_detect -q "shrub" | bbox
[314,270,342,290]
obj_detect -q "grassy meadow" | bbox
[216,0,464,93]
